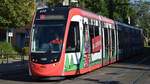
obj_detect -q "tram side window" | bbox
[66,22,80,52]
[111,29,115,48]
[90,26,100,53]
[89,26,94,52]
[118,26,124,49]
[89,25,94,42]
[104,28,108,48]
[95,26,99,36]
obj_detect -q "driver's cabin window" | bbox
[66,22,80,52]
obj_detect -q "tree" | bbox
[135,2,150,45]
[106,0,130,23]
[0,0,35,29]
[79,0,131,23]
[128,1,150,45]
[79,0,109,17]
[39,0,63,7]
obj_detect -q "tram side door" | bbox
[115,24,120,61]
[108,28,112,63]
[109,28,117,63]
[108,24,118,64]
[83,24,91,68]
[108,28,113,64]
[102,28,110,65]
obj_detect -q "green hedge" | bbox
[0,41,17,54]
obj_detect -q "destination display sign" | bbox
[37,14,65,20]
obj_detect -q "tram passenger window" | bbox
[95,26,99,36]
[94,26,100,51]
[89,26,94,40]
[111,29,115,48]
[90,26,100,53]
[66,22,80,52]
[104,29,108,48]
[89,26,94,52]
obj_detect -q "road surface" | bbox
[0,47,149,84]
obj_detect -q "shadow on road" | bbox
[68,77,121,84]
[0,69,64,83]
[107,47,150,72]
[119,47,150,66]
[82,78,121,84]
[0,60,33,82]
[0,61,66,82]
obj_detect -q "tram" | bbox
[29,6,143,77]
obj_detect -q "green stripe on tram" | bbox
[90,60,101,66]
[64,35,85,72]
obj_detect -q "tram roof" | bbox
[116,21,142,31]
[69,7,114,24]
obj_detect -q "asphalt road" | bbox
[0,47,149,84]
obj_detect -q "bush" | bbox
[0,41,18,59]
[0,41,17,54]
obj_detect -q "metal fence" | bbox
[0,50,28,64]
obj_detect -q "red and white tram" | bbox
[29,6,143,78]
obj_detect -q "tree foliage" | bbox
[133,2,150,43]
[80,0,108,17]
[0,0,35,29]
[135,2,150,28]
[110,0,130,23]
[79,0,130,23]
[39,0,63,7]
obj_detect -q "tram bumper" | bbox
[30,62,63,77]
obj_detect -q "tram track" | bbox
[130,56,150,84]
[108,55,150,83]
[100,48,150,83]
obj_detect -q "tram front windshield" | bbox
[31,20,65,53]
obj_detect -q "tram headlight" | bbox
[50,58,58,63]
[54,59,57,62]
[32,58,38,62]
[32,59,35,62]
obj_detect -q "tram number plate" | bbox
[41,58,47,61]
